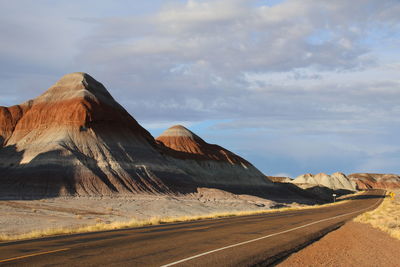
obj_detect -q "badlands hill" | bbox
[348,173,400,189]
[0,73,190,197]
[292,172,357,191]
[0,72,279,198]
[156,125,272,188]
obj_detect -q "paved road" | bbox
[0,190,384,267]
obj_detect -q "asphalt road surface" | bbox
[0,189,385,267]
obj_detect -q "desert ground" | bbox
[0,188,281,238]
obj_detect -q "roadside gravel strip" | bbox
[278,221,400,267]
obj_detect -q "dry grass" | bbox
[354,192,400,240]
[0,197,354,242]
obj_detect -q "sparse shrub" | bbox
[388,222,399,229]
[354,191,400,240]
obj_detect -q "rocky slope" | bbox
[348,173,400,189]
[292,172,357,191]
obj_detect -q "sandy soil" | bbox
[278,221,400,267]
[0,188,280,236]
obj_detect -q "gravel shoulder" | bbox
[278,220,400,267]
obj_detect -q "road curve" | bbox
[0,190,385,267]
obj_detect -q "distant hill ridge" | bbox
[292,172,357,191]
[267,176,292,183]
[292,172,400,190]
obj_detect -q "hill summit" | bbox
[157,125,252,165]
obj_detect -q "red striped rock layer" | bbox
[1,73,154,146]
[348,173,400,190]
[0,104,31,146]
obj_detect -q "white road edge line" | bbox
[160,191,384,267]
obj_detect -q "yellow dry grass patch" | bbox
[354,192,400,240]
[0,197,354,242]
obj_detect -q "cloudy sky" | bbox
[1,0,400,177]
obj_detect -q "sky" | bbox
[1,0,400,177]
